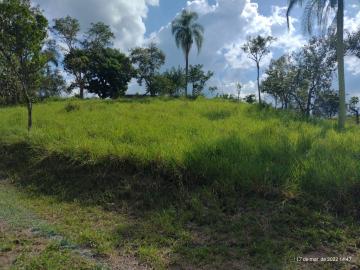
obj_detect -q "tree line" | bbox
[0,0,212,130]
[1,0,360,130]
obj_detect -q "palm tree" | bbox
[172,10,204,97]
[287,0,346,130]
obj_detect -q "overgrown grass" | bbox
[0,98,359,210]
[0,98,359,269]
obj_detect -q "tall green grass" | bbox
[0,98,359,212]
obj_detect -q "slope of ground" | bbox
[0,98,359,269]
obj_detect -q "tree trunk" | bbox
[25,96,32,132]
[306,88,312,117]
[185,51,189,98]
[79,84,84,99]
[337,0,346,130]
[256,62,261,104]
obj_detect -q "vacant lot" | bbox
[0,98,359,269]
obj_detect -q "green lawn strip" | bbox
[116,196,360,269]
[0,181,359,270]
[0,182,110,269]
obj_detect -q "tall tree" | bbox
[262,55,294,109]
[52,16,80,52]
[52,16,86,98]
[294,37,336,116]
[83,22,115,50]
[0,0,49,131]
[242,35,275,105]
[287,0,346,130]
[171,10,204,97]
[130,43,165,97]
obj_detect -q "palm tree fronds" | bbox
[287,0,304,29]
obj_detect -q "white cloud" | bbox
[34,0,159,50]
[345,9,360,33]
[345,55,360,76]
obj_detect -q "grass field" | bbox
[0,98,359,269]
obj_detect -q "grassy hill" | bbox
[0,98,359,269]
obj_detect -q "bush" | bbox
[64,103,80,112]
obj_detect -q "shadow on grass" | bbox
[0,139,359,269]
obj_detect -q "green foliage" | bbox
[52,17,116,99]
[262,37,337,117]
[39,67,67,99]
[162,66,186,96]
[313,89,339,118]
[244,94,256,104]
[52,16,80,51]
[63,49,89,95]
[130,43,166,96]
[0,0,49,129]
[64,103,80,112]
[287,0,346,130]
[261,55,294,109]
[349,96,360,125]
[188,64,214,97]
[83,22,115,50]
[152,74,176,96]
[85,48,134,99]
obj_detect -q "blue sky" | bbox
[34,0,360,99]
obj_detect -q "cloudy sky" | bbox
[33,0,360,99]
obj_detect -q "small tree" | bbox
[63,49,89,97]
[313,90,339,119]
[163,66,186,96]
[244,94,256,104]
[236,83,242,102]
[152,75,176,96]
[209,86,218,96]
[39,67,66,99]
[130,43,165,97]
[262,55,294,109]
[0,0,49,131]
[349,97,360,125]
[242,35,275,104]
[188,64,213,97]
